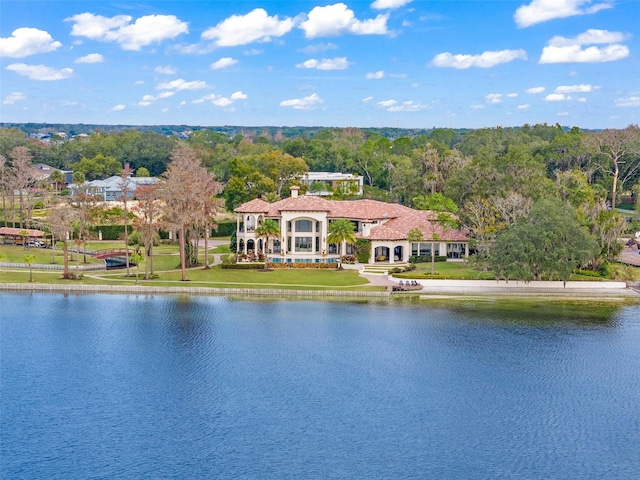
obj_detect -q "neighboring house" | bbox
[234,187,469,265]
[29,164,73,188]
[300,172,364,196]
[70,175,159,201]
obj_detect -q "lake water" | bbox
[1,292,639,479]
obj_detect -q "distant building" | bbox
[70,175,158,201]
[300,172,364,197]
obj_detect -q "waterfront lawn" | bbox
[0,245,103,265]
[88,265,377,291]
[394,261,496,280]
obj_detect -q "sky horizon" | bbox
[1,0,638,130]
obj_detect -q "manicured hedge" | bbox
[410,255,448,264]
[266,262,338,269]
[221,262,265,270]
[89,225,125,240]
[213,221,236,237]
[356,239,371,264]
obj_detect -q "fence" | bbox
[0,262,106,271]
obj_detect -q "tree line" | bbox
[1,123,639,281]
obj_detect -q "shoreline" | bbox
[2,282,638,301]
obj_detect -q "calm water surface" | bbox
[1,293,639,479]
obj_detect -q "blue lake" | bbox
[1,292,639,479]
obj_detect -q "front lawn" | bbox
[89,264,376,290]
[394,261,496,280]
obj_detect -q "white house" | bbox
[300,172,364,196]
[234,187,469,265]
[70,175,158,201]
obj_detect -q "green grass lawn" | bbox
[88,264,375,290]
[394,261,496,280]
[0,245,103,265]
[0,264,379,291]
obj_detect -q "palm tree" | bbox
[254,218,281,256]
[327,218,357,269]
[23,254,36,282]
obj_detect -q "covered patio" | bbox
[0,227,46,246]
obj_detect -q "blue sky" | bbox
[1,0,638,129]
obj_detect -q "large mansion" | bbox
[234,187,469,265]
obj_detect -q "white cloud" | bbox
[555,84,598,93]
[213,97,233,107]
[431,49,527,69]
[545,93,570,101]
[371,0,413,10]
[377,99,397,108]
[539,29,629,63]
[486,94,504,104]
[615,96,640,108]
[156,79,208,91]
[577,97,587,102]
[111,104,125,111]
[366,70,385,79]
[202,8,294,47]
[74,53,104,64]
[280,93,324,110]
[211,57,238,70]
[506,93,518,98]
[193,91,247,107]
[300,3,388,38]
[362,96,374,103]
[138,91,175,106]
[517,104,531,109]
[514,0,613,28]
[550,29,626,46]
[296,57,350,70]
[386,100,430,112]
[230,91,248,100]
[155,65,176,75]
[557,111,569,116]
[6,63,73,81]
[540,44,628,63]
[0,28,61,58]
[66,13,188,51]
[470,104,486,110]
[2,92,26,105]
[299,43,338,54]
[526,86,545,94]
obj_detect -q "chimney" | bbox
[290,186,299,198]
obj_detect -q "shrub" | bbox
[221,262,265,270]
[410,255,447,264]
[214,221,236,237]
[356,239,370,263]
[342,255,357,264]
[266,262,338,269]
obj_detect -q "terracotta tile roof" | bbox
[0,227,45,237]
[234,196,469,242]
[234,198,271,213]
[328,199,411,220]
[367,210,469,242]
[272,195,333,213]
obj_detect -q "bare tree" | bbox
[492,191,533,226]
[47,205,77,279]
[118,163,133,276]
[133,184,162,280]
[160,146,208,281]
[9,147,35,229]
[584,126,640,209]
